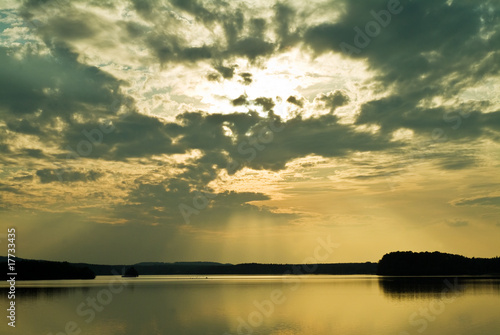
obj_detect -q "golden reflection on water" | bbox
[1,275,499,335]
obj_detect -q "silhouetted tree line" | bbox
[129,262,378,275]
[1,259,95,280]
[377,251,500,276]
[6,251,499,279]
[0,257,378,278]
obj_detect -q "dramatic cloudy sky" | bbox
[0,0,499,264]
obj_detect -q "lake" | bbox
[1,275,500,334]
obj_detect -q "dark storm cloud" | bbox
[11,174,34,182]
[52,101,400,191]
[239,72,253,85]
[244,113,398,171]
[39,14,101,41]
[145,32,213,64]
[20,0,499,145]
[207,72,221,81]
[229,37,275,59]
[12,0,500,163]
[0,42,133,170]
[0,125,11,156]
[0,143,10,154]
[231,94,248,107]
[0,183,25,194]
[111,109,393,225]
[21,148,46,159]
[114,175,294,226]
[305,0,497,86]
[131,0,276,66]
[355,99,500,140]
[254,97,275,111]
[286,96,304,108]
[230,95,275,110]
[315,90,350,112]
[214,64,236,79]
[19,0,288,77]
[0,45,126,138]
[58,111,184,160]
[36,168,103,183]
[273,2,301,50]
[435,153,477,171]
[130,0,157,18]
[0,39,400,177]
[166,109,399,174]
[6,119,42,136]
[169,0,218,24]
[304,0,500,137]
[20,0,500,115]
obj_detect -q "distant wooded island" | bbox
[0,259,95,280]
[377,251,500,276]
[1,251,499,280]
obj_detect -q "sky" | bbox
[0,0,499,265]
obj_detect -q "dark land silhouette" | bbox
[2,251,500,280]
[377,251,500,276]
[1,256,377,279]
[129,262,378,275]
[0,258,95,280]
[122,266,139,277]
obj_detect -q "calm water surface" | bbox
[1,275,499,334]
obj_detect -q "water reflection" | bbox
[378,276,500,300]
[0,286,88,299]
[1,275,500,335]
